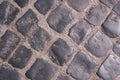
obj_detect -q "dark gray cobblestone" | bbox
[9,45,32,69]
[49,38,73,66]
[97,55,120,80]
[16,9,38,35]
[113,40,120,57]
[67,51,96,80]
[56,75,71,80]
[0,64,20,80]
[26,58,57,80]
[0,30,20,60]
[14,0,29,8]
[0,1,19,25]
[47,3,74,33]
[113,2,120,15]
[85,31,113,57]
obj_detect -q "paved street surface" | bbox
[0,0,120,80]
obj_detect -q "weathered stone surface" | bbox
[0,64,20,80]
[47,3,73,33]
[85,31,113,57]
[57,75,71,80]
[34,0,54,15]
[26,58,57,80]
[67,51,96,80]
[99,0,119,8]
[86,4,108,25]
[68,20,91,44]
[102,13,120,38]
[67,0,90,12]
[0,1,19,25]
[49,38,73,66]
[9,45,32,69]
[28,27,51,51]
[0,30,20,60]
[113,2,120,15]
[16,9,38,35]
[14,0,29,8]
[97,55,120,80]
[113,40,120,57]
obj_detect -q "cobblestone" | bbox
[16,9,38,35]
[0,30,20,60]
[34,0,54,15]
[28,27,51,51]
[86,4,108,26]
[56,75,71,80]
[67,0,90,12]
[102,13,120,38]
[9,45,32,69]
[0,1,19,25]
[26,58,57,80]
[68,20,91,44]
[14,0,29,8]
[47,3,73,33]
[85,31,113,57]
[49,38,73,66]
[67,51,96,80]
[97,55,120,80]
[0,0,120,80]
[0,64,20,80]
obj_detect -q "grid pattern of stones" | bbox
[0,0,120,80]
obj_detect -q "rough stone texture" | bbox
[28,27,51,51]
[57,75,71,80]
[34,0,54,15]
[113,40,120,57]
[16,9,38,35]
[49,38,73,66]
[14,0,29,8]
[0,30,20,60]
[26,58,57,80]
[102,13,120,38]
[0,64,20,80]
[47,3,73,33]
[86,4,108,25]
[68,20,91,44]
[9,45,32,69]
[0,1,19,25]
[67,0,90,12]
[113,2,120,15]
[99,0,119,8]
[67,51,96,80]
[85,31,113,57]
[97,55,120,80]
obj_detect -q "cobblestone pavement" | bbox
[0,0,120,80]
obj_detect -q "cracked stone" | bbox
[57,75,71,80]
[26,58,57,80]
[113,40,120,57]
[47,3,73,33]
[28,27,51,51]
[102,13,120,38]
[0,30,20,60]
[67,0,90,12]
[34,0,54,15]
[113,2,120,15]
[67,51,96,80]
[86,4,108,25]
[85,31,113,57]
[0,64,20,80]
[49,38,73,66]
[97,55,120,80]
[0,1,19,25]
[16,9,38,35]
[14,0,29,8]
[68,20,91,44]
[9,45,32,69]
